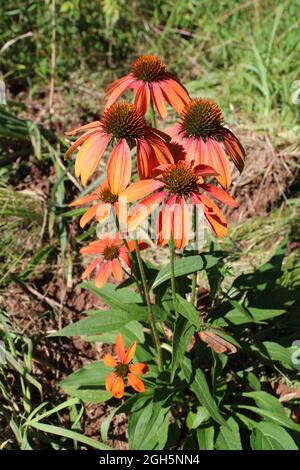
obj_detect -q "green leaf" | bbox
[128,394,171,450]
[182,358,227,426]
[65,388,111,404]
[196,425,215,450]
[251,341,296,370]
[216,417,243,450]
[243,391,287,415]
[187,407,210,430]
[171,316,195,382]
[152,254,220,289]
[224,306,286,325]
[176,294,200,328]
[49,309,147,337]
[60,361,109,389]
[27,422,113,450]
[80,281,142,308]
[250,422,298,450]
[83,321,145,344]
[238,405,300,432]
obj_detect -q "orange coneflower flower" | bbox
[104,335,148,399]
[80,234,147,288]
[127,147,238,248]
[167,98,245,189]
[106,55,190,118]
[65,102,172,184]
[69,177,163,229]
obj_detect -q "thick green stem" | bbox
[149,98,157,128]
[134,240,163,372]
[191,205,197,306]
[169,234,178,316]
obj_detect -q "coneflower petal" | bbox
[129,363,149,375]
[121,179,164,203]
[134,82,150,116]
[81,258,103,279]
[191,193,227,238]
[128,191,167,231]
[173,196,190,249]
[105,372,117,392]
[80,134,111,186]
[116,334,126,362]
[107,139,132,194]
[201,183,238,207]
[151,82,167,118]
[124,341,137,364]
[111,377,124,399]
[79,204,99,228]
[112,259,123,283]
[204,138,231,189]
[105,75,135,109]
[103,354,117,368]
[127,373,145,393]
[94,260,112,288]
[66,121,101,136]
[65,128,100,158]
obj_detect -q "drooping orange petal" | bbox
[129,363,149,375]
[81,258,102,280]
[105,372,117,392]
[161,79,190,113]
[205,138,231,189]
[151,83,167,118]
[136,139,159,179]
[69,193,99,207]
[128,191,167,231]
[134,82,150,116]
[121,180,164,203]
[191,193,227,238]
[112,259,123,283]
[201,183,238,207]
[66,121,101,136]
[107,139,132,194]
[65,128,100,158]
[147,135,173,165]
[172,196,190,250]
[220,128,245,173]
[127,373,145,393]
[80,134,111,186]
[124,341,136,364]
[103,354,117,368]
[94,260,112,288]
[115,334,126,362]
[79,205,99,228]
[156,195,175,246]
[111,377,125,399]
[106,75,135,109]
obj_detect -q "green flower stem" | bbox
[133,240,163,372]
[191,205,197,306]
[169,234,178,316]
[149,98,157,128]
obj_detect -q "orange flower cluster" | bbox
[66,55,245,398]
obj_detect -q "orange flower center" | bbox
[131,55,166,82]
[103,245,120,260]
[99,187,118,204]
[181,98,224,139]
[115,363,129,377]
[163,163,199,196]
[102,102,145,140]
